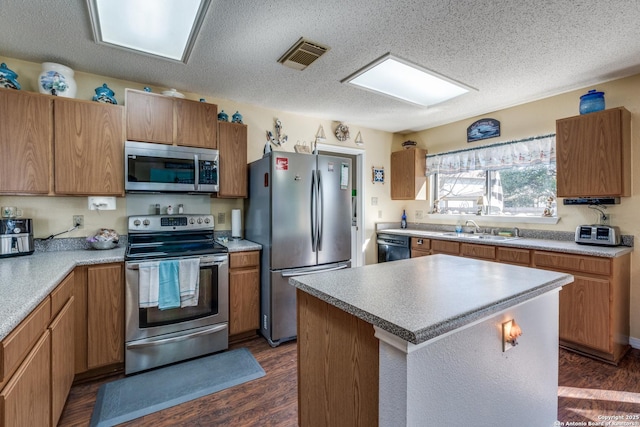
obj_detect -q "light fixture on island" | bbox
[502,319,523,351]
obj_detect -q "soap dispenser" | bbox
[401,210,407,229]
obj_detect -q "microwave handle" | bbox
[194,153,200,191]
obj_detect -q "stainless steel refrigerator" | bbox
[246,152,352,346]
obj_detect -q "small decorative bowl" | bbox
[90,240,118,250]
[218,110,229,122]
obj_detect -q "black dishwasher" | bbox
[377,233,410,262]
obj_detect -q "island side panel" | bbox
[297,289,379,427]
[379,290,560,427]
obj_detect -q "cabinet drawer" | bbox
[534,251,611,276]
[411,237,430,251]
[496,247,531,266]
[51,271,74,317]
[230,251,260,269]
[431,240,459,255]
[411,249,431,258]
[460,243,495,260]
[1,298,51,385]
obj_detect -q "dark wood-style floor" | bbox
[59,339,640,426]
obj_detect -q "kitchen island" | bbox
[290,254,574,427]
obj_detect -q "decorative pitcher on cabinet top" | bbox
[38,62,77,98]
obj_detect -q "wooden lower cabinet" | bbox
[460,243,495,260]
[410,237,431,258]
[297,290,378,427]
[229,251,260,340]
[496,247,531,266]
[534,251,630,364]
[87,264,124,370]
[73,262,124,377]
[50,297,74,426]
[0,331,51,427]
[431,239,460,255]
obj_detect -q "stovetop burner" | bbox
[125,214,227,260]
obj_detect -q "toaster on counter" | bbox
[575,225,621,246]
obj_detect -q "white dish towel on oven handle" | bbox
[138,261,160,308]
[179,258,200,307]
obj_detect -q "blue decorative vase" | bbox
[579,89,605,114]
[0,63,21,90]
[232,111,243,124]
[143,86,152,92]
[218,110,229,122]
[92,83,117,104]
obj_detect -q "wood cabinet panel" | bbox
[218,122,248,198]
[0,331,51,427]
[53,99,124,195]
[411,237,430,251]
[534,251,610,276]
[496,247,531,266]
[559,275,610,352]
[49,297,74,427]
[229,267,260,336]
[460,243,496,260]
[87,264,124,369]
[411,249,431,258]
[175,98,217,149]
[230,251,260,269]
[556,107,630,197]
[0,298,50,388]
[50,271,74,317]
[73,266,88,375]
[297,290,378,427]
[431,239,459,255]
[0,88,52,194]
[390,148,427,200]
[125,89,173,144]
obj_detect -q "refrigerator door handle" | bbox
[280,263,350,277]
[317,170,323,251]
[311,170,317,252]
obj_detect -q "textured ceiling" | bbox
[2,0,640,133]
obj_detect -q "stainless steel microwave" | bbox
[125,141,219,193]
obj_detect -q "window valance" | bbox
[426,134,556,175]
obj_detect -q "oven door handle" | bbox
[127,257,227,270]
[125,323,228,349]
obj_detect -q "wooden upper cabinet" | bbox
[175,98,217,149]
[218,121,248,198]
[54,98,124,195]
[125,89,218,149]
[556,107,631,198]
[0,88,52,194]
[125,89,173,144]
[391,147,427,200]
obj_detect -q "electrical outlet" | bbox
[601,214,610,225]
[371,197,378,206]
[218,212,226,224]
[73,215,84,229]
[415,210,424,220]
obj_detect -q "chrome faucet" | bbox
[513,227,520,237]
[465,220,482,234]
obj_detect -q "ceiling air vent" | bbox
[278,38,330,71]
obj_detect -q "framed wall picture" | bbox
[372,166,384,184]
[467,118,500,142]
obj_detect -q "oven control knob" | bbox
[197,217,203,224]
[189,218,195,224]
[143,219,150,226]
[204,217,211,224]
[133,219,141,226]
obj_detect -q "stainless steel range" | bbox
[124,214,229,375]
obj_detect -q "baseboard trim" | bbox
[629,336,640,349]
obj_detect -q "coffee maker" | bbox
[0,218,34,257]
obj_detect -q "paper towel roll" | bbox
[231,209,242,239]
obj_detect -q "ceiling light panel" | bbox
[88,0,210,63]
[344,54,473,107]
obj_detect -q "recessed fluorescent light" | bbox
[343,54,473,107]
[87,0,210,63]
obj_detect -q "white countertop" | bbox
[289,254,573,345]
[380,228,633,258]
